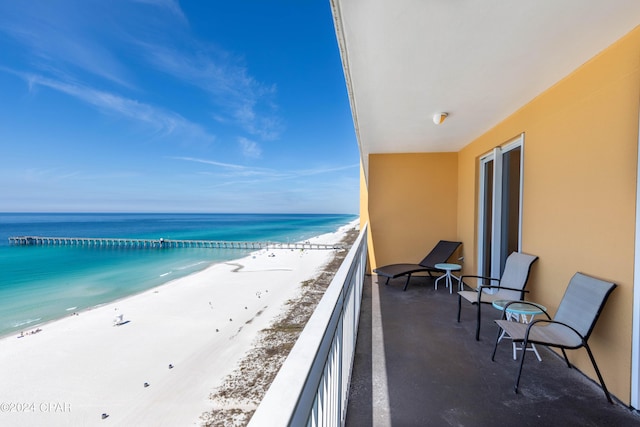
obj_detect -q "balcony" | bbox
[345,274,640,426]
[250,230,639,425]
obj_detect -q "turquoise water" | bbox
[0,213,357,337]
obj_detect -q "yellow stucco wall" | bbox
[367,152,458,271]
[456,27,640,402]
[362,26,640,404]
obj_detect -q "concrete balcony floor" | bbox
[346,275,640,426]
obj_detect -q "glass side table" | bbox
[492,299,547,361]
[434,263,462,294]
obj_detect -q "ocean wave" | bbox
[66,306,78,311]
[159,272,172,277]
[175,261,207,271]
[13,318,42,328]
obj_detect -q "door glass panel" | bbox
[499,146,521,274]
[482,160,493,278]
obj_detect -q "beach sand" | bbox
[0,220,359,427]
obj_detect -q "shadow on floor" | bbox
[346,275,640,427]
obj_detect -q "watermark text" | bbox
[0,402,71,413]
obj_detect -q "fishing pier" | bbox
[8,236,344,251]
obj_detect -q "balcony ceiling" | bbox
[331,0,640,175]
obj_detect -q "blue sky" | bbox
[0,1,359,214]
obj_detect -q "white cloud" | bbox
[170,156,250,170]
[238,137,262,159]
[0,0,283,141]
[131,0,187,24]
[138,41,283,140]
[0,2,134,88]
[15,71,215,143]
[170,156,359,183]
[286,164,361,178]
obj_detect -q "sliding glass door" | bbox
[478,134,524,279]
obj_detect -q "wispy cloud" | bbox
[0,2,134,88]
[20,167,142,184]
[171,156,358,182]
[131,0,187,24]
[289,164,361,177]
[238,137,262,159]
[7,69,215,142]
[170,156,252,171]
[23,168,82,183]
[0,0,282,142]
[170,156,279,180]
[138,41,283,140]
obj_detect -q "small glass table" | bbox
[434,263,462,294]
[492,299,547,361]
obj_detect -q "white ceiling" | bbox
[331,0,640,175]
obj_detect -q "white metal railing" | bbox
[248,223,368,427]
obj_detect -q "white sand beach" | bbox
[0,220,358,427]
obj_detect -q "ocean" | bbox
[0,212,357,338]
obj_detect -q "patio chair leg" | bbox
[457,295,462,322]
[403,274,412,291]
[475,303,481,341]
[584,344,613,403]
[491,325,502,361]
[514,337,529,394]
[560,348,571,368]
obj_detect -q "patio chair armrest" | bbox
[524,319,585,341]
[477,284,529,294]
[474,284,515,302]
[490,284,530,293]
[461,274,500,283]
[461,275,500,291]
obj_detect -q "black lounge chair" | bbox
[373,240,462,291]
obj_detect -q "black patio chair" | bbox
[457,252,538,340]
[491,272,616,402]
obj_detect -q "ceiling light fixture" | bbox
[433,112,448,125]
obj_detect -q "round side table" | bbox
[492,299,547,361]
[434,263,462,294]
